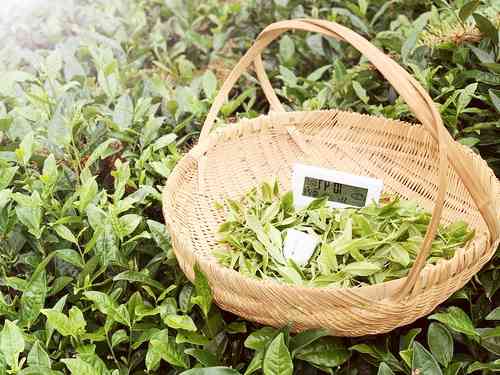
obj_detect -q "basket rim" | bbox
[162,109,499,300]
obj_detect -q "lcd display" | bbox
[302,176,369,207]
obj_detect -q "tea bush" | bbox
[0,0,498,374]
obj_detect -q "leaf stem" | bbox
[105,329,121,369]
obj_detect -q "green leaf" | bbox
[163,315,197,331]
[16,131,35,165]
[18,366,62,375]
[78,173,99,212]
[412,342,443,375]
[147,219,171,252]
[141,117,163,147]
[276,265,303,284]
[55,249,84,268]
[279,35,295,63]
[306,65,332,82]
[68,306,87,334]
[427,322,453,367]
[41,154,58,186]
[62,358,95,375]
[83,139,121,169]
[185,348,219,367]
[112,159,130,202]
[202,70,218,99]
[459,0,480,21]
[147,330,188,369]
[0,189,10,211]
[352,81,369,104]
[401,29,419,62]
[111,329,128,348]
[263,333,293,375]
[76,348,111,375]
[469,46,495,64]
[444,362,464,375]
[343,261,381,276]
[296,337,350,368]
[489,90,500,114]
[244,350,264,375]
[456,83,477,114]
[0,292,15,320]
[113,94,134,130]
[458,137,479,147]
[279,66,297,87]
[0,166,17,190]
[179,284,194,314]
[84,291,130,326]
[429,307,479,341]
[486,307,500,320]
[480,326,500,340]
[54,224,78,244]
[192,263,212,318]
[15,192,43,239]
[0,320,24,371]
[400,349,413,368]
[48,113,72,147]
[46,295,67,346]
[27,341,50,368]
[0,351,6,375]
[20,267,47,326]
[41,307,86,337]
[95,219,119,267]
[389,243,410,267]
[377,362,395,375]
[153,134,177,151]
[289,329,329,355]
[180,368,240,375]
[176,331,210,346]
[227,321,247,334]
[113,270,164,291]
[467,360,500,373]
[400,328,421,351]
[350,344,403,371]
[244,327,278,351]
[473,13,499,44]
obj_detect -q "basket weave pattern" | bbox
[162,20,500,336]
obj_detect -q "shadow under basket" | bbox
[162,19,500,336]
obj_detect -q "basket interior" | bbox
[166,110,492,265]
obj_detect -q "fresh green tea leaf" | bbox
[427,322,453,367]
[412,342,443,375]
[429,307,479,341]
[263,333,293,375]
[0,320,25,371]
[192,263,212,318]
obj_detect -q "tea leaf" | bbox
[263,333,293,375]
[412,342,443,375]
[27,341,50,368]
[192,264,212,318]
[181,368,240,375]
[0,321,24,370]
[377,362,395,375]
[459,0,480,21]
[296,337,350,367]
[429,307,479,341]
[428,322,453,367]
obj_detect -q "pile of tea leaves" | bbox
[215,181,474,287]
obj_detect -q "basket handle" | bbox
[199,19,497,299]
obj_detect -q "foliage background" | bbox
[0,0,499,374]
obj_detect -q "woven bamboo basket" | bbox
[162,19,500,336]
